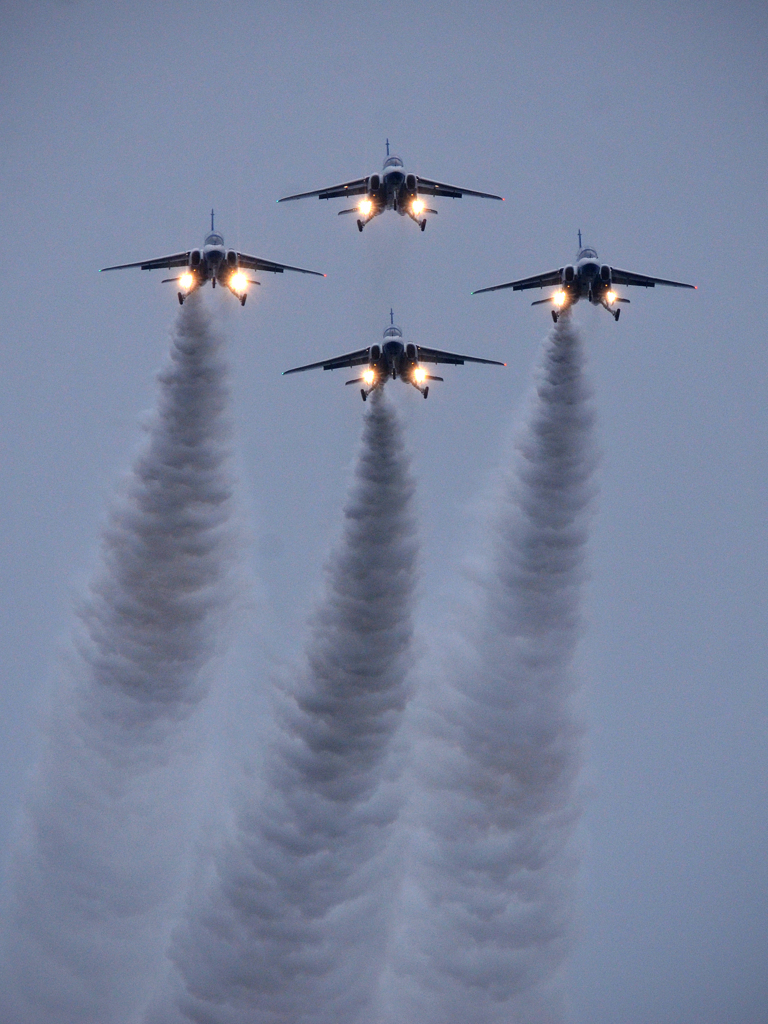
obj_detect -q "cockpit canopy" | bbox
[205,233,224,247]
[383,156,404,169]
[383,325,403,339]
[578,247,598,260]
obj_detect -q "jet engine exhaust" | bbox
[0,297,236,1024]
[387,315,596,1024]
[153,390,418,1024]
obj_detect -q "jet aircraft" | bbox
[278,141,503,232]
[283,313,505,401]
[473,232,696,321]
[101,211,325,305]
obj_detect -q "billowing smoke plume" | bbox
[388,317,596,1024]
[0,298,235,1024]
[150,391,418,1024]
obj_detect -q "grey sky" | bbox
[1,2,767,1022]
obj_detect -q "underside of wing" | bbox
[236,252,325,276]
[278,177,369,202]
[416,345,506,367]
[472,269,562,294]
[610,266,696,289]
[100,252,191,272]
[283,348,371,374]
[416,177,503,201]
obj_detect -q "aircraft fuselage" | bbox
[547,247,625,321]
[174,233,252,305]
[360,157,424,226]
[185,233,243,290]
[559,249,615,307]
[363,329,426,393]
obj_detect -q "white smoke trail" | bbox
[387,317,596,1024]
[0,297,236,1024]
[153,390,417,1024]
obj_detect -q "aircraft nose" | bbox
[386,170,405,187]
[383,340,404,358]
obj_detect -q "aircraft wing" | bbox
[472,269,563,294]
[417,345,505,367]
[278,177,369,202]
[283,348,371,374]
[415,176,503,201]
[236,252,325,276]
[609,266,696,289]
[100,251,191,272]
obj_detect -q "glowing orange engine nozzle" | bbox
[413,366,427,384]
[363,368,376,385]
[553,290,567,307]
[412,199,424,215]
[179,272,195,291]
[359,199,373,216]
[230,271,248,293]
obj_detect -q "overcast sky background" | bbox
[1,2,767,1022]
